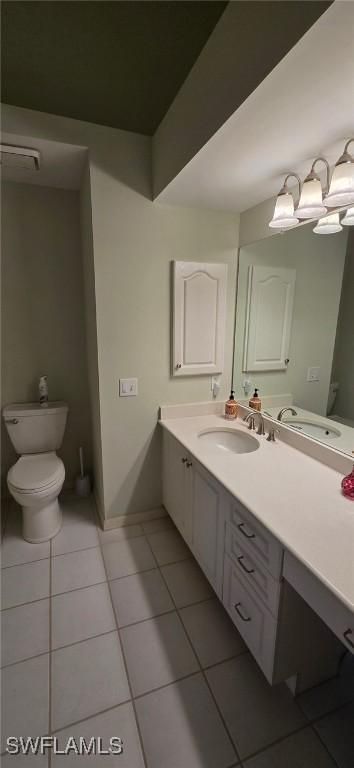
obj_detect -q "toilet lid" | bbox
[8,453,64,492]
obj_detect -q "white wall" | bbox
[1,181,92,488]
[331,231,354,422]
[2,106,239,522]
[233,223,348,416]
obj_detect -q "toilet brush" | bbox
[75,446,91,497]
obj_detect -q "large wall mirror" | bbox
[233,219,353,457]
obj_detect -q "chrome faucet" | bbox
[266,427,280,442]
[277,407,297,421]
[243,411,265,435]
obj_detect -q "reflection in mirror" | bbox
[233,221,354,456]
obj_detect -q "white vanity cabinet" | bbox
[162,430,226,597]
[162,430,192,544]
[162,428,344,690]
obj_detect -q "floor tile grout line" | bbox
[142,532,243,766]
[1,576,109,612]
[2,555,50,570]
[0,629,119,670]
[116,595,217,631]
[1,543,103,571]
[1,594,51,612]
[237,720,338,766]
[49,697,134,736]
[93,508,150,768]
[309,722,341,768]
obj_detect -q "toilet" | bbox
[3,402,68,542]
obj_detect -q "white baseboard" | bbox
[102,506,167,531]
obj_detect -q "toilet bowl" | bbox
[7,452,65,542]
[3,401,68,543]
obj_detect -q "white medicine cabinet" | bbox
[172,260,227,376]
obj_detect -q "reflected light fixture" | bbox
[269,173,301,229]
[323,139,354,207]
[313,212,342,235]
[341,206,354,226]
[295,157,329,219]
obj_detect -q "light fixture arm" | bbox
[335,138,354,166]
[344,138,354,155]
[310,156,330,193]
[282,172,302,200]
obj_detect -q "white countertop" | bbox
[160,413,354,613]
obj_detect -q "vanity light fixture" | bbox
[268,173,301,229]
[341,206,354,226]
[313,212,342,235]
[323,139,354,207]
[295,157,329,219]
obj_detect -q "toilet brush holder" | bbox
[76,446,91,497]
[75,474,91,497]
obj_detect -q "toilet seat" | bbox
[7,452,65,494]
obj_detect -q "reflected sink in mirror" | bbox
[282,418,341,440]
[198,428,259,454]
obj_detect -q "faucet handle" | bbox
[256,419,265,436]
[266,427,280,442]
[247,415,255,431]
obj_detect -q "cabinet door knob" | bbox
[234,602,251,622]
[176,363,182,369]
[343,628,354,649]
[237,522,255,540]
[237,555,255,575]
[181,457,188,464]
[186,461,193,468]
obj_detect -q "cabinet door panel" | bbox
[173,261,227,376]
[162,431,191,543]
[190,460,226,597]
[244,265,296,371]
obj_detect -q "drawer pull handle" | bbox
[343,629,354,649]
[237,555,255,575]
[238,522,255,540]
[234,602,251,622]
[181,457,188,464]
[186,461,193,468]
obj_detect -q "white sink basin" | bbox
[282,418,341,439]
[198,428,259,454]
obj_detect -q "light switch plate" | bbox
[119,378,138,397]
[307,367,320,382]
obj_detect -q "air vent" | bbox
[0,144,40,170]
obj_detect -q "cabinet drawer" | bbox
[284,551,354,656]
[225,524,280,616]
[223,554,277,682]
[229,500,283,579]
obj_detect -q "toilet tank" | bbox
[3,402,68,455]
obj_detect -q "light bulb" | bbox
[313,212,342,235]
[269,179,299,229]
[324,140,354,207]
[341,206,354,226]
[296,176,327,219]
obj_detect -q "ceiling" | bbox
[156,1,354,212]
[1,1,227,136]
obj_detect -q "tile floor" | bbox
[1,495,353,767]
